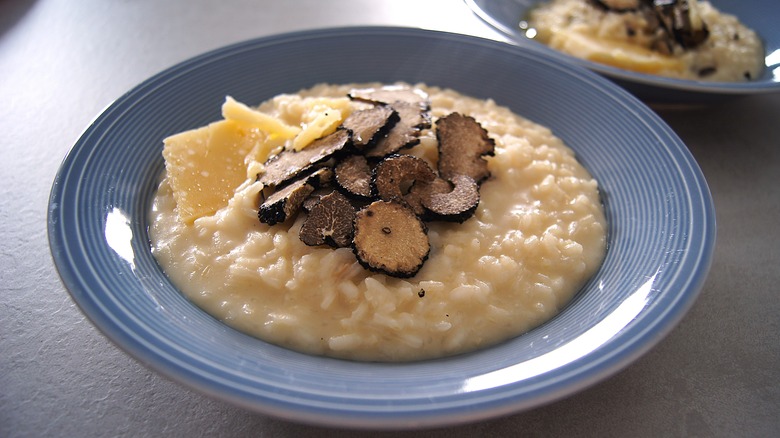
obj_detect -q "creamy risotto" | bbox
[149,83,607,361]
[527,0,764,81]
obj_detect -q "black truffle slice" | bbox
[653,0,709,48]
[436,113,495,184]
[592,0,709,51]
[365,101,431,159]
[348,85,432,159]
[421,175,480,223]
[340,105,398,150]
[353,200,430,278]
[302,187,335,213]
[406,177,453,217]
[299,191,356,248]
[348,85,430,111]
[335,154,374,199]
[259,167,333,225]
[259,129,350,187]
[373,154,436,207]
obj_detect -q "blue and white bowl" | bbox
[465,0,780,104]
[48,27,715,429]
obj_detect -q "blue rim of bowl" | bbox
[47,26,716,429]
[464,0,780,97]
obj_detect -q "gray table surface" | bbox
[2,0,778,436]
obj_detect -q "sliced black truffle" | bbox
[365,101,431,158]
[373,154,436,207]
[259,167,333,225]
[353,200,430,278]
[302,187,336,213]
[591,0,710,51]
[299,191,356,248]
[335,154,374,199]
[422,175,480,223]
[348,85,432,159]
[348,85,430,111]
[653,0,709,48]
[436,113,495,184]
[340,105,398,150]
[259,129,350,187]
[406,177,453,217]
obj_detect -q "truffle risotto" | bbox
[527,0,764,82]
[149,83,607,362]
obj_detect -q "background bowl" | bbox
[465,0,780,105]
[48,27,715,429]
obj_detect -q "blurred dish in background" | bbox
[465,0,780,104]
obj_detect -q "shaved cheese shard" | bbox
[162,119,261,223]
[244,131,287,179]
[291,98,352,151]
[292,109,344,151]
[545,29,685,74]
[221,96,301,140]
